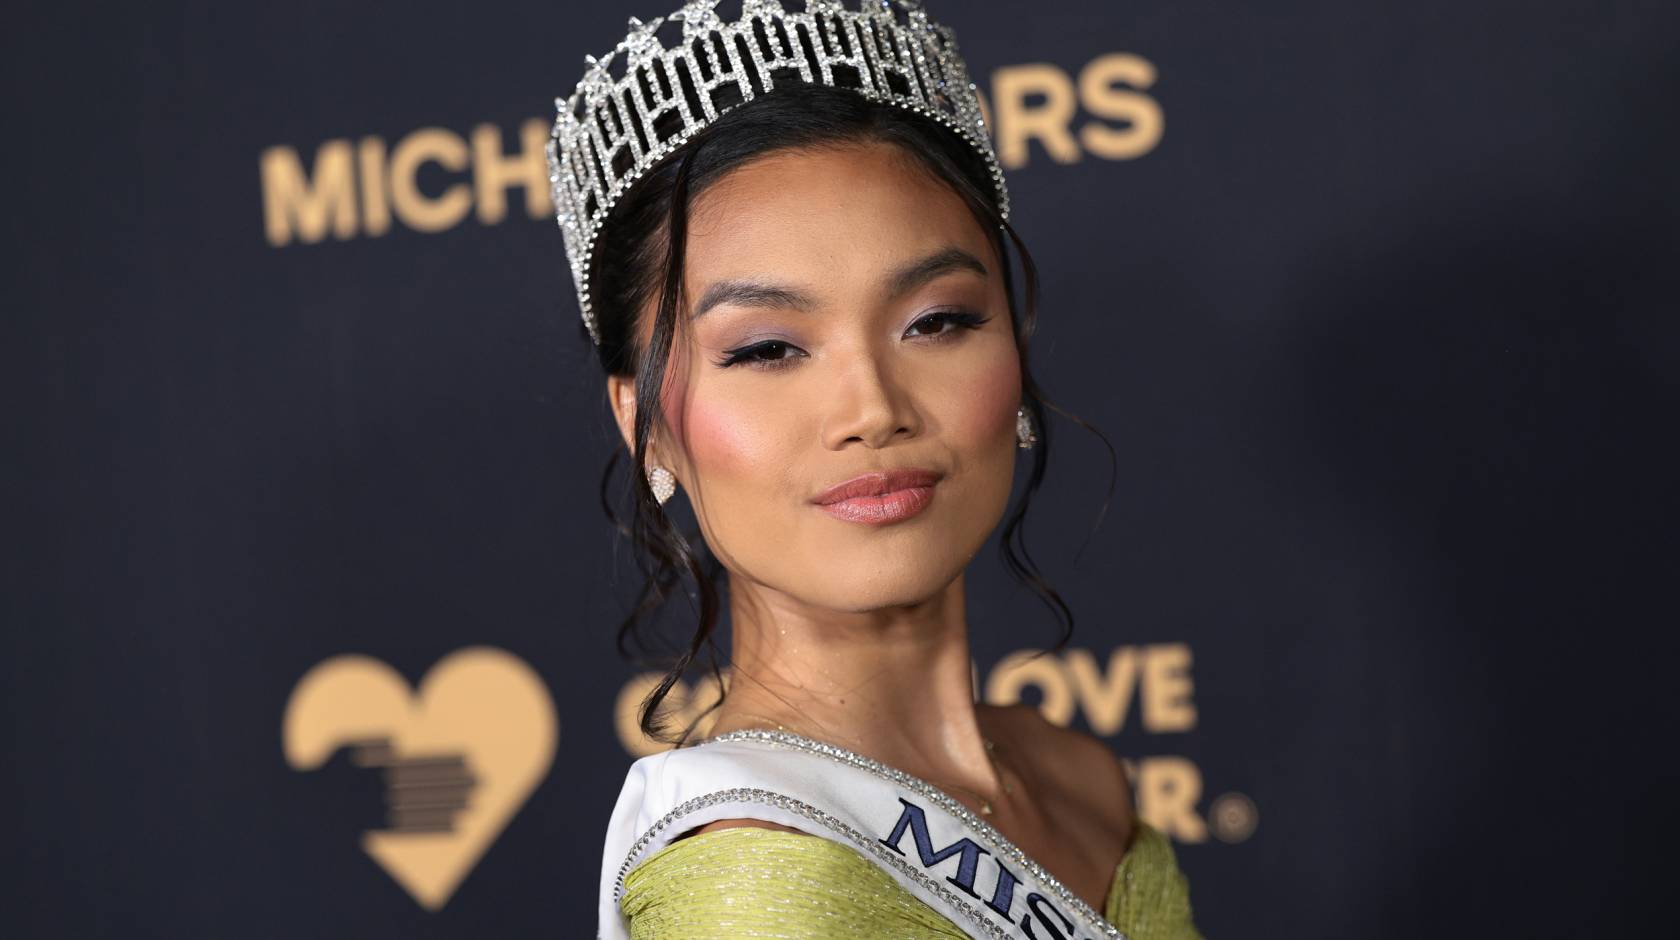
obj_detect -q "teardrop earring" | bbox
[645,464,677,505]
[1016,405,1037,450]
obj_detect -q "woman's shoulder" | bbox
[991,703,1204,939]
[981,702,1137,831]
[1108,822,1206,939]
[621,826,968,939]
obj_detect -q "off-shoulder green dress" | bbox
[621,818,1203,939]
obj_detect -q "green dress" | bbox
[621,819,1204,939]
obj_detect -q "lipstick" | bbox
[812,468,942,526]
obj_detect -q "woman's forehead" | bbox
[683,143,992,288]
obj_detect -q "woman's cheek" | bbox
[951,350,1022,446]
[679,390,772,488]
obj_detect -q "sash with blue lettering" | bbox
[596,730,1124,940]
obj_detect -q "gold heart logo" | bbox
[282,646,557,910]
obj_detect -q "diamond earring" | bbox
[646,464,677,505]
[1016,406,1037,450]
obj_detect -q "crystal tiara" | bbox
[545,0,1011,345]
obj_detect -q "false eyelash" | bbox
[906,309,991,338]
[716,339,805,369]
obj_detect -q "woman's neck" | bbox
[706,573,1001,797]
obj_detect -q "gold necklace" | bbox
[939,737,1016,816]
[721,715,1016,816]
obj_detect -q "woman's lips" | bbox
[812,469,943,526]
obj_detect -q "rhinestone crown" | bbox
[546,0,1011,345]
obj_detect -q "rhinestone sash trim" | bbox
[613,728,1127,940]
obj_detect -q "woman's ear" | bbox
[607,372,678,474]
[605,373,638,454]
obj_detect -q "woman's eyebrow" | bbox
[690,246,989,320]
[885,246,989,299]
[691,281,816,320]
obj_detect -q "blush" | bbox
[951,352,1023,445]
[680,392,782,482]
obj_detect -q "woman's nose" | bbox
[820,352,921,450]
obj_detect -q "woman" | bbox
[549,2,1204,937]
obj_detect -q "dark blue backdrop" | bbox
[9,1,1675,937]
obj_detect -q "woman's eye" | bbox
[905,309,989,339]
[718,340,806,369]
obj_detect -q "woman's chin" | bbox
[773,551,972,614]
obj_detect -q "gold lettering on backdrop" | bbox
[1063,646,1140,735]
[259,52,1163,243]
[282,647,558,910]
[388,127,472,233]
[357,136,391,237]
[260,140,357,246]
[1140,642,1196,732]
[989,64,1083,167]
[1125,756,1208,843]
[471,120,551,225]
[986,54,1164,168]
[1077,53,1164,160]
[985,643,1194,734]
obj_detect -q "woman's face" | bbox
[609,140,1022,614]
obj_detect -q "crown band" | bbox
[546,0,1010,345]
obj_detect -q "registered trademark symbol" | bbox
[1208,792,1258,843]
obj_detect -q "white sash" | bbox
[597,729,1125,940]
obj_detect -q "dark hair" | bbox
[588,80,1109,744]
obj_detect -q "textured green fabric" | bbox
[621,821,1204,939]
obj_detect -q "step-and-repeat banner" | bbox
[13,1,1671,936]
